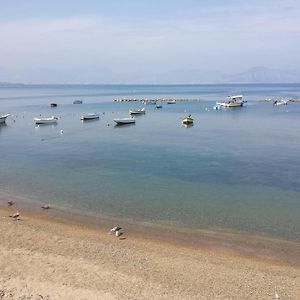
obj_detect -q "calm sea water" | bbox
[1,84,300,240]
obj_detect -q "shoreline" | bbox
[1,203,299,299]
[0,193,299,267]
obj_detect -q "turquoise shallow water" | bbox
[1,84,300,240]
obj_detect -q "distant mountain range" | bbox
[221,67,300,84]
[0,67,299,85]
[163,67,300,84]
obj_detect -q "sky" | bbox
[0,0,299,83]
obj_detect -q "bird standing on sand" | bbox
[9,211,20,219]
[110,226,122,234]
[41,204,51,209]
[7,201,14,206]
[110,226,124,237]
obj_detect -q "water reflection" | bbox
[0,123,7,135]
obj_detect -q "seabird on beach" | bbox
[41,204,51,209]
[7,201,14,206]
[110,226,122,233]
[9,211,20,218]
[115,230,122,237]
[109,226,123,237]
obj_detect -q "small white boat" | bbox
[0,114,10,124]
[81,113,100,120]
[156,104,162,109]
[182,115,194,125]
[73,100,83,104]
[217,95,245,107]
[129,108,145,115]
[114,117,136,125]
[167,100,176,104]
[34,116,58,124]
[273,100,288,106]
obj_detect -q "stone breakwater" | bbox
[258,98,300,102]
[113,97,201,102]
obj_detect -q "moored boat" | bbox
[0,114,10,124]
[50,103,57,107]
[156,104,162,109]
[181,115,194,125]
[34,116,58,124]
[217,95,245,107]
[114,117,136,125]
[273,100,288,106]
[73,100,83,104]
[81,113,100,120]
[167,100,176,104]
[129,108,145,115]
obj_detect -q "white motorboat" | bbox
[156,104,162,109]
[34,116,58,124]
[0,114,10,124]
[114,117,136,125]
[217,95,245,107]
[81,113,100,120]
[167,100,176,104]
[181,115,194,125]
[273,100,288,106]
[129,108,145,115]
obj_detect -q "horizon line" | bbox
[1,82,300,86]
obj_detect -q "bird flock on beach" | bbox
[7,201,51,221]
[6,200,125,239]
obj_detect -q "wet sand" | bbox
[0,202,299,300]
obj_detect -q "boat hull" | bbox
[129,108,145,115]
[182,119,194,125]
[81,114,100,120]
[114,118,136,125]
[181,116,194,125]
[0,114,10,124]
[182,120,193,125]
[34,117,58,124]
[217,102,243,107]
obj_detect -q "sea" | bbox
[1,84,300,241]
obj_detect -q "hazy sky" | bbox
[0,0,299,83]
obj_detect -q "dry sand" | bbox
[0,206,299,300]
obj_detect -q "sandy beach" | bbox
[0,204,299,300]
